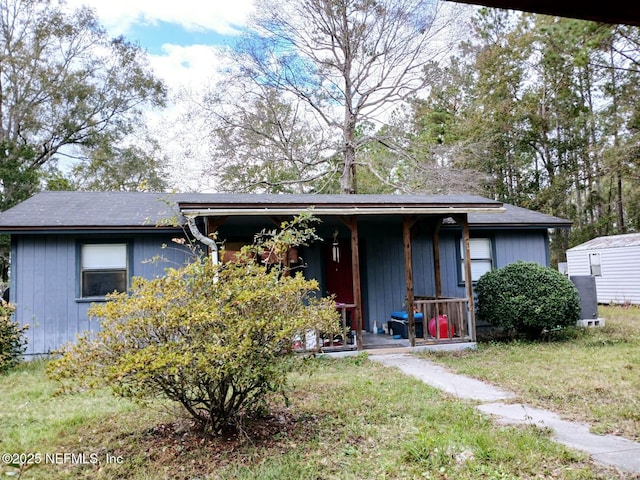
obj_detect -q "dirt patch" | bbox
[98,406,318,479]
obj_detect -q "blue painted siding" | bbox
[494,230,549,267]
[437,229,551,299]
[9,221,553,354]
[12,233,192,355]
[360,222,407,332]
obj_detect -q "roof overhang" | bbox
[0,226,182,234]
[180,206,505,217]
[177,194,505,217]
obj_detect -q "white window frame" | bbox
[589,252,602,276]
[460,237,494,282]
[80,243,129,298]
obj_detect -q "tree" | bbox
[48,214,339,436]
[204,85,338,193]
[213,0,464,193]
[0,0,166,208]
[413,9,640,260]
[72,136,169,192]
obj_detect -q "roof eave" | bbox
[0,226,182,234]
[466,222,572,229]
[180,206,506,217]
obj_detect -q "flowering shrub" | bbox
[48,214,338,435]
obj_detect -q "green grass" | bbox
[0,353,633,479]
[422,304,640,441]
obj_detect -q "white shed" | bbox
[566,233,640,305]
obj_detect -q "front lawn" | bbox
[0,352,633,479]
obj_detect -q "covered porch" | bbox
[178,194,504,352]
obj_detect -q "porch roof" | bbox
[177,193,503,216]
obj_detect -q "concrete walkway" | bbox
[369,352,640,475]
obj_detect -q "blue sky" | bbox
[65,0,255,89]
[126,21,234,55]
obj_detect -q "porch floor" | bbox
[320,332,475,354]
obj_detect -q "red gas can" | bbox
[428,315,454,338]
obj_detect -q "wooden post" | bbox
[403,216,417,347]
[432,219,442,299]
[341,216,364,350]
[455,214,476,341]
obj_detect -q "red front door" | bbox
[325,240,356,328]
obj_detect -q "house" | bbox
[566,233,640,305]
[0,191,571,355]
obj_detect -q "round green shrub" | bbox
[475,261,581,338]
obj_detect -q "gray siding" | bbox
[567,245,640,304]
[11,233,192,355]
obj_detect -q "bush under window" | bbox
[475,261,581,339]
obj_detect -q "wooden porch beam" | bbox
[452,214,476,341]
[432,219,443,299]
[339,216,364,351]
[403,215,417,347]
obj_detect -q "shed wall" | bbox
[567,245,640,304]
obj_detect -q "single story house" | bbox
[0,191,571,355]
[566,233,640,305]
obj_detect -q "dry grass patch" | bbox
[422,305,640,440]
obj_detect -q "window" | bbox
[460,237,493,282]
[589,252,602,276]
[80,243,128,298]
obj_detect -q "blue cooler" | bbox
[389,311,424,338]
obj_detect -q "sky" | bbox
[65,0,255,90]
[62,0,257,190]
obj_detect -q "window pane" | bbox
[588,253,601,276]
[82,244,127,269]
[82,270,126,297]
[471,238,492,258]
[460,238,492,259]
[471,260,492,281]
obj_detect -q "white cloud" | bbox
[65,0,255,37]
[149,44,229,90]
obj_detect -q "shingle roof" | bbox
[0,191,570,232]
[468,203,572,228]
[0,191,184,231]
[568,232,640,251]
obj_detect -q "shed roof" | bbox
[568,232,640,251]
[0,191,569,233]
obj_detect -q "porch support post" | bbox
[403,216,418,347]
[341,216,364,350]
[454,214,476,341]
[432,219,443,298]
